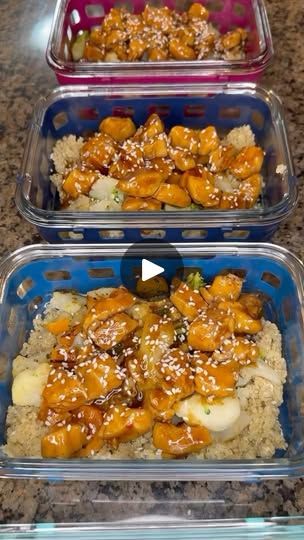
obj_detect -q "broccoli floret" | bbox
[186,271,205,290]
[190,203,201,210]
[112,187,123,204]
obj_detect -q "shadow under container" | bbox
[46,0,273,85]
[1,242,304,480]
[16,83,296,243]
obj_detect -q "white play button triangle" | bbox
[141,258,164,282]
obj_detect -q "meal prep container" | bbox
[1,242,304,480]
[46,0,273,85]
[2,518,304,539]
[16,83,296,244]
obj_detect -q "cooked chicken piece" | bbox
[76,352,124,400]
[49,343,77,364]
[145,388,177,421]
[239,293,263,319]
[233,307,263,334]
[128,37,146,60]
[41,424,88,458]
[207,273,243,301]
[209,145,236,173]
[237,174,262,207]
[38,400,72,426]
[147,157,175,181]
[125,12,144,34]
[194,351,237,398]
[88,313,138,351]
[220,28,247,51]
[180,168,198,189]
[188,307,234,351]
[107,46,128,63]
[169,38,196,60]
[170,282,206,320]
[80,133,117,169]
[155,183,191,208]
[109,146,144,179]
[50,327,93,364]
[135,114,165,141]
[197,33,216,59]
[42,367,87,412]
[105,29,126,49]
[102,7,125,31]
[142,5,174,31]
[122,197,162,211]
[198,126,220,156]
[186,169,220,207]
[126,301,151,324]
[188,2,209,20]
[73,405,104,434]
[126,354,146,387]
[84,43,105,61]
[143,135,168,159]
[156,347,194,400]
[175,26,195,46]
[99,116,136,142]
[212,337,259,366]
[148,48,169,61]
[218,301,263,334]
[45,317,71,336]
[167,171,182,185]
[148,298,182,321]
[219,174,262,209]
[229,146,264,180]
[62,169,98,199]
[117,169,164,198]
[139,313,175,385]
[89,27,105,47]
[169,147,196,171]
[153,422,211,455]
[169,126,199,153]
[102,403,153,441]
[75,433,104,457]
[83,287,135,331]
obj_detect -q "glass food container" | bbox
[46,0,273,85]
[0,242,304,480]
[15,83,297,244]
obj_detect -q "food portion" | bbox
[71,4,248,63]
[4,271,287,460]
[51,115,264,212]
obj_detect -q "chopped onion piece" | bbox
[175,393,241,432]
[237,359,281,387]
[212,411,250,442]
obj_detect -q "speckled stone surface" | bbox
[0,0,304,526]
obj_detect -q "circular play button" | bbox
[120,241,184,295]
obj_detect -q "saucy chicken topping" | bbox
[36,271,265,458]
[71,4,248,63]
[58,113,264,211]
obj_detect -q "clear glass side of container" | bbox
[0,243,304,480]
[1,517,304,539]
[16,83,296,231]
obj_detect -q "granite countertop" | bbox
[0,0,304,526]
